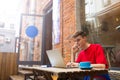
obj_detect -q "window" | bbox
[18,14,44,65]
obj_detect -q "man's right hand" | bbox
[72,42,79,53]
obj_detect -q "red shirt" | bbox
[75,44,108,68]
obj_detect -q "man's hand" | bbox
[66,62,79,67]
[72,42,79,53]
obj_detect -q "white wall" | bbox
[0,28,16,52]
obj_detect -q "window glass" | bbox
[19,14,43,62]
[85,0,120,68]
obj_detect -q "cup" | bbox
[79,62,91,68]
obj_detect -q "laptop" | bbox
[46,49,67,68]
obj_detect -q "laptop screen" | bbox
[46,49,66,67]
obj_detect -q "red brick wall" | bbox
[54,0,76,64]
[33,0,50,61]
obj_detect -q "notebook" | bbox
[46,49,66,68]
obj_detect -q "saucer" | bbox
[80,66,93,70]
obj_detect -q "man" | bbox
[66,31,109,80]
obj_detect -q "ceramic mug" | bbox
[79,62,91,68]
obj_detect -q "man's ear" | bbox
[83,36,87,39]
[83,36,87,41]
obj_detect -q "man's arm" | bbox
[91,64,106,68]
[94,44,108,68]
[66,63,106,68]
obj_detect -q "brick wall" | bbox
[54,0,86,63]
[54,0,76,63]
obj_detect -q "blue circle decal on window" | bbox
[25,25,38,38]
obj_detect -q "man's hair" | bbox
[72,31,87,38]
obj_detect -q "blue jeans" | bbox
[84,74,111,80]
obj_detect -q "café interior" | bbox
[0,0,120,80]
